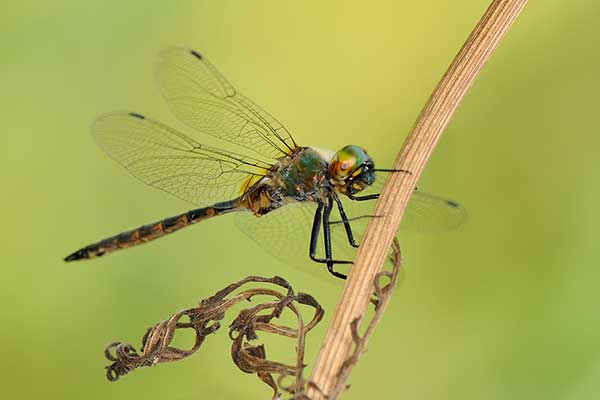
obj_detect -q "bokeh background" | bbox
[3,1,600,399]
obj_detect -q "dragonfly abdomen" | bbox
[64,200,242,262]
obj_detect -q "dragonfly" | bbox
[64,48,465,279]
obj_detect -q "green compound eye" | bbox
[341,145,364,164]
[330,145,372,181]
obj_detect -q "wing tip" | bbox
[129,112,146,120]
[190,49,203,60]
[446,200,460,208]
[90,111,147,132]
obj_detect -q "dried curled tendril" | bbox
[104,276,323,400]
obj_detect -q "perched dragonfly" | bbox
[64,48,465,279]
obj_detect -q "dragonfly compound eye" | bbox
[330,144,374,182]
[330,157,355,181]
[331,146,357,179]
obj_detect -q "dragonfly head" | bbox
[329,145,376,195]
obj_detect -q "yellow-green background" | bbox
[3,1,600,399]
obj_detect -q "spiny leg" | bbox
[348,186,418,202]
[333,214,381,223]
[309,202,324,263]
[309,200,352,280]
[331,197,385,248]
[323,198,352,280]
[333,195,358,248]
[348,193,380,201]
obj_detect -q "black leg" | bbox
[348,186,418,202]
[333,195,358,248]
[331,214,382,224]
[323,198,351,280]
[309,200,352,280]
[348,193,380,201]
[309,202,324,262]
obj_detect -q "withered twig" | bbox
[104,275,323,400]
[328,239,402,398]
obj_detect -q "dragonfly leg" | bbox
[309,201,324,261]
[309,200,352,280]
[349,186,418,201]
[328,264,349,280]
[323,198,353,279]
[348,193,380,201]
[333,195,359,248]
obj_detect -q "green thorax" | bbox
[274,147,331,200]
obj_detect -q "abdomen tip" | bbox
[64,250,85,262]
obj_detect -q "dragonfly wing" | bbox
[91,112,271,206]
[402,191,466,232]
[157,48,298,159]
[235,203,318,273]
[363,176,467,232]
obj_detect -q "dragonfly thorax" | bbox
[243,147,332,215]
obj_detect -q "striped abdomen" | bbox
[64,200,242,262]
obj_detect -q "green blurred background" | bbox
[3,0,600,399]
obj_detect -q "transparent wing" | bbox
[92,112,272,206]
[157,48,298,159]
[364,176,467,232]
[235,202,371,278]
[403,191,466,232]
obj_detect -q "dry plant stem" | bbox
[327,239,403,399]
[308,0,528,398]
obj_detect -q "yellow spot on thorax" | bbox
[240,174,264,196]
